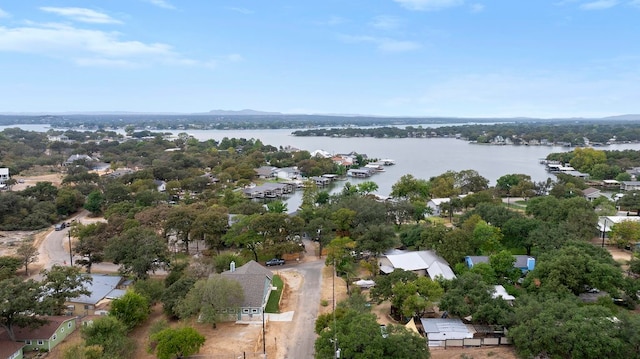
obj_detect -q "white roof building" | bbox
[379,250,456,280]
[420,318,474,347]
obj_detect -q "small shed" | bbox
[420,318,474,347]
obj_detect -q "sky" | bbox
[0,1,639,118]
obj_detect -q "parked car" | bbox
[54,223,66,231]
[265,258,285,266]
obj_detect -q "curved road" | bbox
[33,210,117,279]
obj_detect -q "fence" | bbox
[188,353,266,359]
[430,336,510,348]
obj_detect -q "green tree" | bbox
[149,327,205,359]
[40,265,91,315]
[106,226,169,280]
[0,277,46,341]
[0,256,21,280]
[390,174,430,201]
[191,207,229,254]
[72,222,108,274]
[369,269,418,304]
[177,275,244,327]
[84,191,104,214]
[315,309,429,359]
[16,241,38,276]
[266,200,288,213]
[609,220,640,249]
[509,295,630,359]
[109,290,151,330]
[81,316,134,359]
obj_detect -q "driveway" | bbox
[279,259,324,359]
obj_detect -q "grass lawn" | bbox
[265,275,284,313]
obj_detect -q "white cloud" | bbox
[144,0,176,10]
[370,15,403,30]
[402,69,640,117]
[0,7,9,18]
[394,0,464,11]
[0,23,207,67]
[39,7,122,24]
[580,0,619,10]
[226,7,254,14]
[340,34,421,52]
[469,3,485,12]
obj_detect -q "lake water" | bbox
[5,124,640,210]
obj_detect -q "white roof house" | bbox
[492,285,516,303]
[0,167,9,184]
[420,318,474,347]
[598,215,640,234]
[379,250,456,280]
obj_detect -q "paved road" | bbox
[280,258,324,359]
[33,210,118,279]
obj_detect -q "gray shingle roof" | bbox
[221,260,272,308]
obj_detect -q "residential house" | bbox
[0,340,24,359]
[64,154,94,166]
[420,318,474,347]
[220,260,274,321]
[581,187,602,202]
[46,134,70,143]
[0,168,9,184]
[621,181,640,191]
[4,316,76,353]
[255,166,277,179]
[378,250,456,280]
[492,285,515,305]
[426,198,450,217]
[465,255,536,273]
[310,149,331,158]
[310,176,331,187]
[275,167,300,180]
[154,180,166,192]
[65,274,125,316]
[598,216,640,243]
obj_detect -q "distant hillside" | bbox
[205,109,282,116]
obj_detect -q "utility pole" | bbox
[68,229,73,266]
[333,259,337,359]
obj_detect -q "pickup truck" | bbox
[265,258,285,266]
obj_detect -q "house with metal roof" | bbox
[221,260,274,321]
[65,274,125,316]
[378,250,456,280]
[420,318,474,347]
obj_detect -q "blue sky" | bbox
[0,0,639,117]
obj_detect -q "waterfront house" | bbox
[275,167,300,180]
[255,166,277,179]
[347,168,374,178]
[621,181,640,191]
[426,198,451,217]
[581,187,602,202]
